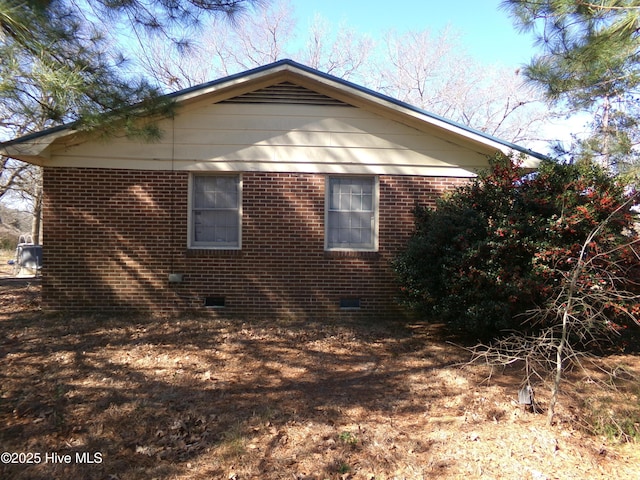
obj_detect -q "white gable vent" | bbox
[221,82,350,106]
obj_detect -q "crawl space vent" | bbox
[339,298,361,310]
[204,296,226,308]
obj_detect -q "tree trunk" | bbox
[30,182,43,245]
[548,302,570,425]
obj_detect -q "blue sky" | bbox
[287,1,589,152]
[291,0,538,68]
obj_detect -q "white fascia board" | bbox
[0,128,77,163]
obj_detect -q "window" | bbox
[189,175,241,249]
[326,176,377,251]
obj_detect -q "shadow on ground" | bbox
[0,284,486,479]
[2,285,639,480]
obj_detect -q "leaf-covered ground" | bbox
[1,283,639,479]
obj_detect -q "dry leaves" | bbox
[1,284,639,479]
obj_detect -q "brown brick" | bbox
[42,168,468,318]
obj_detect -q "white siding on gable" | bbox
[48,102,492,176]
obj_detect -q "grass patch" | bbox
[218,422,249,460]
[338,430,359,446]
[582,393,640,443]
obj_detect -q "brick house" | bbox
[0,60,542,319]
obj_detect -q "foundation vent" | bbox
[339,298,361,310]
[204,296,226,308]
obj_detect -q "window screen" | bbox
[191,175,240,248]
[327,176,376,250]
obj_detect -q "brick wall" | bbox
[42,168,467,318]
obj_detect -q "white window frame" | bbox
[325,175,379,252]
[188,173,242,249]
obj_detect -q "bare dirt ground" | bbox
[1,284,639,480]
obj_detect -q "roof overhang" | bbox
[0,59,547,169]
[0,126,77,165]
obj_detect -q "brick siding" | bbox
[42,168,467,319]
